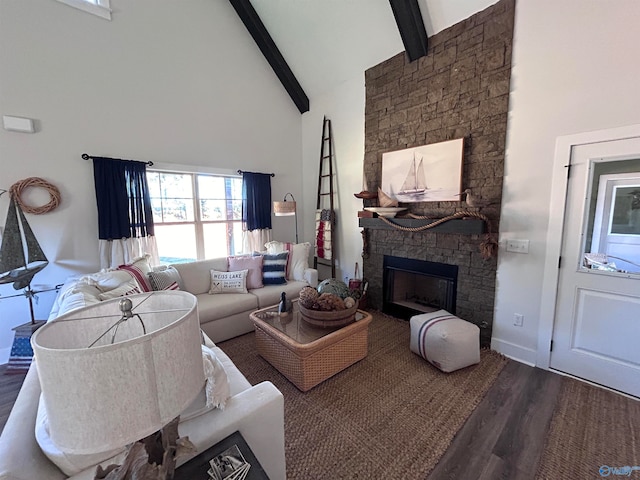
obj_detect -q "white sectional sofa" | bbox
[48,251,318,344]
[0,247,317,480]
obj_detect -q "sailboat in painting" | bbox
[0,193,48,291]
[399,153,427,195]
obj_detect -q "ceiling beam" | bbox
[389,0,429,62]
[228,0,309,114]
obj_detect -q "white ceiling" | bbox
[250,0,501,100]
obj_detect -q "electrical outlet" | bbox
[506,239,530,254]
[513,313,524,326]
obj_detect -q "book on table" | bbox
[175,431,269,480]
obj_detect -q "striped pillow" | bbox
[117,256,153,292]
[262,252,288,285]
[148,266,183,291]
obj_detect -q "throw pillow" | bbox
[98,279,142,300]
[265,241,310,281]
[228,255,264,290]
[262,252,288,285]
[148,266,183,291]
[209,269,248,294]
[117,254,153,292]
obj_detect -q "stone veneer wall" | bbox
[361,0,515,344]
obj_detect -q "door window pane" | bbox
[610,186,640,234]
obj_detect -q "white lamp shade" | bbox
[31,291,204,455]
[273,200,296,216]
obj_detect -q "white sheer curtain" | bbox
[242,229,272,254]
[99,237,159,270]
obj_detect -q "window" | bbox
[55,0,111,20]
[583,158,640,274]
[147,171,244,264]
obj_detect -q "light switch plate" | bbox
[506,239,529,254]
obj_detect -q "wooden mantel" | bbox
[358,217,486,234]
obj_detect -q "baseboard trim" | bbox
[491,338,537,367]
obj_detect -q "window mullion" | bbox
[193,174,205,260]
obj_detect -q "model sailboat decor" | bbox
[0,191,49,324]
[381,138,464,203]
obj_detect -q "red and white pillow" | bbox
[117,255,153,292]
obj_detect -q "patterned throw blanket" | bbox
[315,209,333,260]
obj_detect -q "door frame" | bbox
[537,123,640,369]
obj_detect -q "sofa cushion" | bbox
[35,396,125,476]
[196,292,258,322]
[228,255,263,290]
[148,266,184,291]
[262,252,288,285]
[79,270,135,293]
[97,279,142,300]
[250,281,308,309]
[209,270,248,294]
[173,258,228,295]
[265,241,311,281]
[52,284,102,319]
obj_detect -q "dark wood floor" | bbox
[427,360,563,480]
[0,359,563,479]
[0,364,27,435]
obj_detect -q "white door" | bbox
[552,137,640,397]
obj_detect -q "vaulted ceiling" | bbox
[248,0,501,103]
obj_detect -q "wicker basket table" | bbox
[250,300,372,392]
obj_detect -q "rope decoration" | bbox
[378,210,499,259]
[9,177,61,214]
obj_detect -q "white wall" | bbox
[0,0,302,362]
[301,77,366,284]
[492,0,640,364]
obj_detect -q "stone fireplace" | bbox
[360,0,515,346]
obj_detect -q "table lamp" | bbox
[31,291,204,462]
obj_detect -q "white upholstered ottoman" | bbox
[410,309,480,373]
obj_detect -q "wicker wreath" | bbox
[9,177,61,214]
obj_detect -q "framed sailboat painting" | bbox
[381,138,464,203]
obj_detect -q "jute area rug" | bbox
[536,377,640,480]
[220,312,507,479]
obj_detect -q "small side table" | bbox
[4,283,62,375]
[175,431,269,479]
[5,320,46,374]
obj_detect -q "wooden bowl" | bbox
[299,303,358,328]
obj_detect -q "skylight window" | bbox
[55,0,111,20]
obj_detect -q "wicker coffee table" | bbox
[250,300,372,392]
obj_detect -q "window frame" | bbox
[55,0,111,20]
[147,168,244,263]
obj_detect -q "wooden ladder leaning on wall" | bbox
[314,116,336,279]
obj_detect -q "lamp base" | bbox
[94,417,196,480]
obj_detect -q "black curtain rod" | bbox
[82,153,154,167]
[237,169,275,177]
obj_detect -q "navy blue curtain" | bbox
[242,171,272,231]
[93,157,154,240]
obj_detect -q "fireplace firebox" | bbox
[383,255,458,319]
